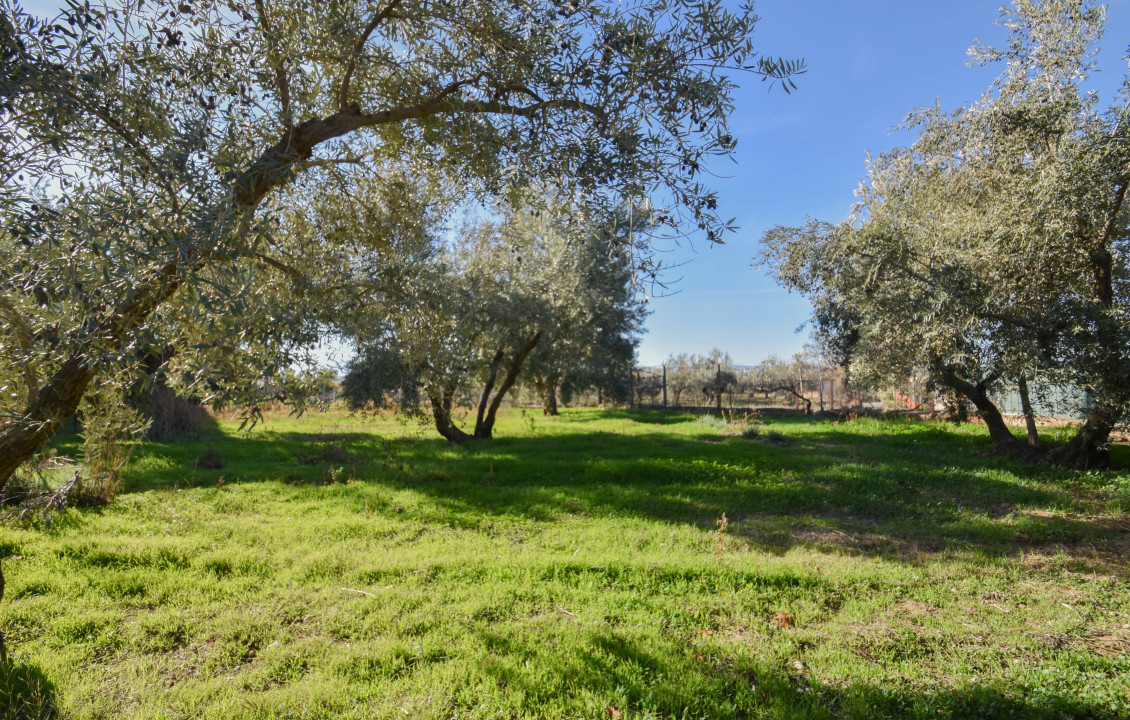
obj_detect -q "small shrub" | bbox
[321,466,346,484]
[765,430,792,446]
[195,445,226,470]
[78,419,144,506]
[72,376,150,505]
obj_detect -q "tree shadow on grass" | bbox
[386,423,1130,573]
[0,657,57,719]
[468,625,1120,720]
[119,413,1130,571]
[120,429,394,493]
[561,408,703,425]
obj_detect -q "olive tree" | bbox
[522,204,648,415]
[762,0,1127,466]
[0,0,803,484]
[341,195,610,442]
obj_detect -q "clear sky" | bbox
[636,0,1130,366]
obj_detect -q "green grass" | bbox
[1,408,1128,719]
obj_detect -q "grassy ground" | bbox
[0,408,1128,719]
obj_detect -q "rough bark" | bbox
[536,373,560,416]
[0,352,98,484]
[429,387,474,444]
[939,369,1033,457]
[1017,375,1040,448]
[474,349,505,432]
[1048,400,1119,468]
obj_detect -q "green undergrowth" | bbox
[1,409,1127,719]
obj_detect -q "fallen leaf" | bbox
[699,629,715,637]
[605,707,621,720]
[772,612,793,628]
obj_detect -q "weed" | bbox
[321,466,346,484]
[741,426,761,440]
[695,414,728,431]
[713,512,729,564]
[765,430,791,446]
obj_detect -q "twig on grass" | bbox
[553,603,576,617]
[341,587,377,598]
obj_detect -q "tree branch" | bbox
[1097,178,1128,249]
[234,96,604,207]
[338,0,405,110]
[254,0,292,125]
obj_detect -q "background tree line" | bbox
[631,346,869,413]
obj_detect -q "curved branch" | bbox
[338,0,405,110]
[254,0,292,124]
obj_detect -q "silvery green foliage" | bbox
[521,200,648,413]
[0,0,802,480]
[761,0,1128,461]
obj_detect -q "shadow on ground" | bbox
[120,411,1130,572]
[0,657,57,719]
[471,625,1120,720]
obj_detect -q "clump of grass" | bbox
[694,414,728,431]
[320,466,347,484]
[741,426,761,440]
[194,444,226,470]
[765,430,791,446]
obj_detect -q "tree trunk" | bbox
[430,388,474,444]
[539,373,560,416]
[1048,399,1118,468]
[475,349,505,432]
[939,369,1029,455]
[1017,375,1040,448]
[1045,188,1126,467]
[0,352,98,483]
[475,332,541,439]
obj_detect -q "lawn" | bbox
[0,408,1127,719]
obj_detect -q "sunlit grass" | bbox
[1,408,1127,719]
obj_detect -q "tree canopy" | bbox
[0,0,803,484]
[761,0,1128,466]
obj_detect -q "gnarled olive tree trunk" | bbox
[1049,400,1120,468]
[938,368,1032,457]
[534,373,560,416]
[426,332,541,444]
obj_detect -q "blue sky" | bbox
[636,0,1130,366]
